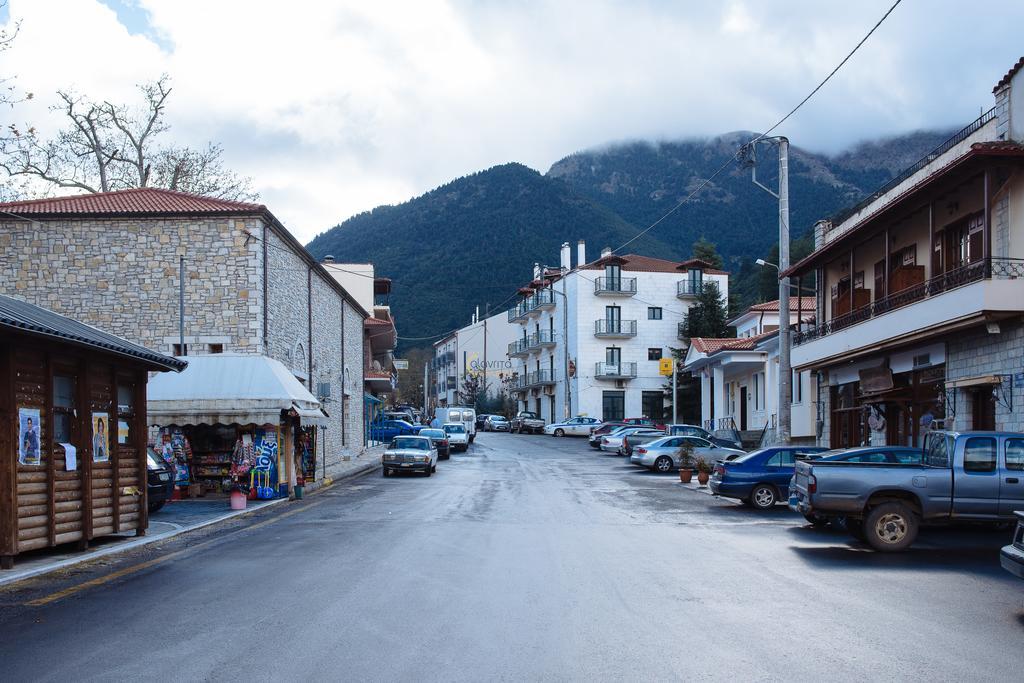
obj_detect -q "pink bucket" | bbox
[229,490,247,510]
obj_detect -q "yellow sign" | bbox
[659,358,674,376]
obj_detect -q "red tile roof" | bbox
[690,330,777,356]
[364,317,394,328]
[0,187,264,216]
[580,253,729,275]
[689,337,743,354]
[746,298,817,312]
[970,141,1024,154]
[993,56,1024,93]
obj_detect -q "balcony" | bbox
[594,319,637,338]
[594,276,637,296]
[528,369,556,386]
[792,257,1024,366]
[527,330,557,349]
[534,289,556,310]
[594,362,637,380]
[677,322,688,340]
[508,339,530,358]
[508,303,528,323]
[510,375,530,392]
[677,279,703,298]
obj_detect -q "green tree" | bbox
[458,373,482,407]
[691,237,724,269]
[682,281,731,339]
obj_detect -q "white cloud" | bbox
[2,0,1023,241]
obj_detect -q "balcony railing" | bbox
[533,289,555,309]
[594,276,637,296]
[527,330,557,348]
[677,322,688,340]
[510,375,529,391]
[594,362,637,379]
[508,303,528,322]
[528,369,556,386]
[594,319,637,337]
[677,280,703,298]
[508,339,530,357]
[794,257,1024,345]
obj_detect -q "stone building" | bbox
[0,188,367,482]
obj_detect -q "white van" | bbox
[435,406,476,442]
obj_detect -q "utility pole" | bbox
[423,361,429,417]
[482,314,488,399]
[178,255,186,356]
[672,361,678,425]
[744,136,791,444]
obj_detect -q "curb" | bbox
[303,458,380,495]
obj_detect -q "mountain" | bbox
[307,129,956,347]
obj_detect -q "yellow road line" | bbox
[26,498,325,607]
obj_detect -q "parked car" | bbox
[442,422,470,452]
[622,417,666,430]
[511,411,546,434]
[629,435,744,471]
[589,422,628,449]
[791,432,1024,551]
[434,406,477,442]
[382,435,438,477]
[475,414,492,429]
[544,416,602,437]
[418,428,451,459]
[369,419,424,442]
[666,424,743,450]
[146,449,175,513]
[600,427,664,454]
[1001,511,1024,579]
[484,415,511,432]
[620,431,668,457]
[709,446,829,509]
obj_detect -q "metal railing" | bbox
[508,339,530,356]
[594,319,637,336]
[528,330,557,348]
[829,107,996,228]
[677,280,703,297]
[528,369,556,386]
[508,303,528,322]
[594,276,637,295]
[533,289,555,308]
[795,257,1024,345]
[510,375,530,391]
[594,361,637,378]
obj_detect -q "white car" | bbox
[442,422,470,452]
[599,427,664,453]
[382,435,438,477]
[544,416,603,437]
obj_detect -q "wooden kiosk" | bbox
[0,296,186,569]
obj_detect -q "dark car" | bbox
[623,417,666,430]
[710,446,829,509]
[419,428,451,459]
[369,419,424,442]
[589,422,627,449]
[147,449,175,513]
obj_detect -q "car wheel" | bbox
[864,502,918,552]
[749,484,777,510]
[554,428,565,437]
[803,513,829,527]
[382,468,390,477]
[424,467,432,477]
[653,456,673,473]
[148,499,166,513]
[431,463,437,473]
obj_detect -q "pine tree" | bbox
[682,281,731,339]
[691,237,724,269]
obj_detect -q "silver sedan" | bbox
[382,435,438,476]
[630,436,745,473]
[599,427,665,454]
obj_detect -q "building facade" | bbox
[0,188,368,479]
[509,240,729,423]
[787,58,1024,448]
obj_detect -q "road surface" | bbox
[1,432,1022,681]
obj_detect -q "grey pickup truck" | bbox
[791,431,1024,551]
[511,411,546,435]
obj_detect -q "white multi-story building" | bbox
[432,309,519,408]
[682,299,817,445]
[508,241,728,423]
[787,57,1024,448]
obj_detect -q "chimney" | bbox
[533,262,541,279]
[475,305,480,324]
[560,242,571,271]
[577,240,586,267]
[813,220,831,250]
[601,246,612,258]
[322,255,335,264]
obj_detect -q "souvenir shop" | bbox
[147,355,328,500]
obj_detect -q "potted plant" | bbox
[695,456,713,486]
[677,440,695,483]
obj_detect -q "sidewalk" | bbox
[678,480,716,496]
[0,446,383,588]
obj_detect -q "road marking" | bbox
[26,498,326,607]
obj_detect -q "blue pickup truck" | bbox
[791,431,1024,551]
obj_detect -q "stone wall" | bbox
[946,321,1024,433]
[342,301,366,451]
[0,216,264,355]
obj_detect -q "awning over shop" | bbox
[945,374,1003,389]
[147,354,325,427]
[291,403,329,426]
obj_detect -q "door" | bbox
[953,436,1001,517]
[606,347,621,374]
[739,386,748,430]
[971,387,996,430]
[765,449,797,489]
[606,306,621,334]
[1001,437,1024,516]
[602,391,625,422]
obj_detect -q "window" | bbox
[602,391,625,422]
[873,259,886,301]
[172,343,188,356]
[648,307,662,320]
[792,369,802,404]
[648,348,662,361]
[963,437,997,473]
[642,391,664,421]
[117,383,135,446]
[53,374,75,443]
[1006,439,1024,471]
[766,450,795,467]
[606,347,621,367]
[208,343,224,354]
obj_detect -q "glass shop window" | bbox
[53,375,76,443]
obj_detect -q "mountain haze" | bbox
[307,130,956,347]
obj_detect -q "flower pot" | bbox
[679,468,693,483]
[697,472,710,486]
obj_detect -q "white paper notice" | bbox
[61,443,77,471]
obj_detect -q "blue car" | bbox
[369,419,424,442]
[709,446,829,509]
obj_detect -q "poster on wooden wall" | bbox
[18,407,41,466]
[92,412,110,463]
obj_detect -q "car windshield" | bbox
[444,424,466,434]
[146,450,164,470]
[391,437,428,450]
[449,411,463,421]
[491,416,508,422]
[420,429,445,439]
[731,448,773,463]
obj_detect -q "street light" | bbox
[755,258,776,269]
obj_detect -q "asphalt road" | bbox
[1,432,1023,681]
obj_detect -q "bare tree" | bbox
[0,75,257,200]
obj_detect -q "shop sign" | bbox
[859,365,894,394]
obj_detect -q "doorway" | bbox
[971,387,996,430]
[739,386,748,430]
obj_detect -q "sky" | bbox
[0,0,1022,243]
